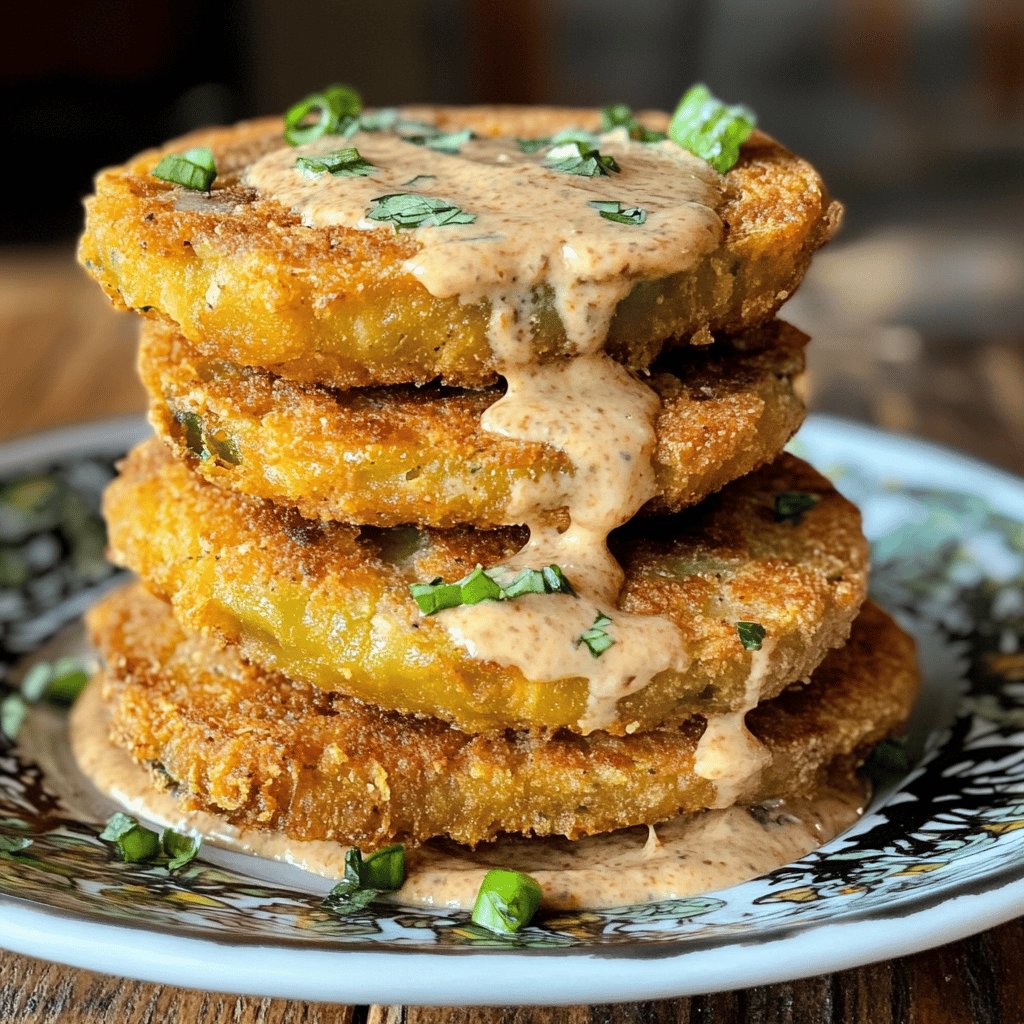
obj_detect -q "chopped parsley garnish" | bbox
[773,491,821,524]
[410,564,576,615]
[545,141,620,177]
[284,84,362,145]
[402,127,474,154]
[588,200,647,226]
[736,621,767,651]
[323,845,406,916]
[518,128,599,154]
[367,193,475,230]
[472,868,543,934]
[99,813,201,870]
[600,104,666,143]
[668,83,756,173]
[152,147,217,191]
[296,147,376,177]
[577,612,615,657]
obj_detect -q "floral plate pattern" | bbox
[0,414,1022,1005]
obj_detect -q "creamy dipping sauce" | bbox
[70,682,864,911]
[245,126,723,362]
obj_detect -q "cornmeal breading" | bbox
[89,586,916,850]
[79,106,841,389]
[142,318,806,529]
[104,440,868,735]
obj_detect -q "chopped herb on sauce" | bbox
[773,491,821,524]
[402,174,437,187]
[367,193,476,230]
[587,200,647,226]
[518,129,598,154]
[577,612,615,657]
[472,868,543,934]
[600,104,666,143]
[410,564,576,615]
[545,141,620,177]
[323,845,406,915]
[162,830,202,871]
[296,147,376,177]
[284,84,362,146]
[736,621,767,651]
[668,83,756,173]
[152,147,217,191]
[402,128,474,154]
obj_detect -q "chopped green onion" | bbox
[322,845,405,915]
[161,829,202,871]
[410,564,576,615]
[577,612,615,657]
[587,200,647,226]
[99,814,199,870]
[152,147,217,191]
[471,868,543,934]
[773,491,821,524]
[545,141,620,177]
[360,844,406,890]
[1,694,27,741]
[736,621,766,651]
[668,83,756,173]
[284,84,362,146]
[99,813,162,863]
[599,104,666,143]
[20,657,90,706]
[367,193,476,230]
[296,147,376,177]
[0,835,31,855]
[358,107,400,132]
[402,174,437,187]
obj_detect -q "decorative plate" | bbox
[0,414,1022,1006]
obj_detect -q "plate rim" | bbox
[0,412,1023,1004]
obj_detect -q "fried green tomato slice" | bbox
[79,106,841,388]
[143,319,806,529]
[105,440,868,736]
[85,587,917,848]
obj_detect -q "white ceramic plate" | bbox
[0,414,1022,1006]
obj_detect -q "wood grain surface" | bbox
[0,247,1022,1023]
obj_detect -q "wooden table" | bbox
[1,247,1022,1023]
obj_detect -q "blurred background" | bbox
[0,0,1022,465]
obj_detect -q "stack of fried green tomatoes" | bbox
[76,84,918,922]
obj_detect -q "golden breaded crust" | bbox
[79,107,841,388]
[104,440,868,735]
[89,586,917,848]
[143,319,806,528]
